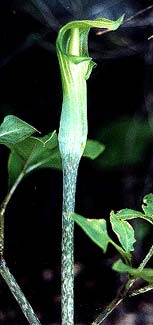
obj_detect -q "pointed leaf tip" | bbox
[8,131,61,188]
[83,139,105,160]
[110,211,136,253]
[0,115,38,146]
[72,213,110,253]
[113,14,125,30]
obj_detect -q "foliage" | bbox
[72,193,153,282]
[0,115,38,146]
[0,115,104,189]
[0,114,105,323]
[0,10,153,324]
[112,259,153,283]
[0,113,153,324]
[96,117,153,169]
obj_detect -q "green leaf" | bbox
[110,211,136,252]
[112,209,153,225]
[142,194,153,221]
[96,117,153,169]
[8,132,106,189]
[112,203,153,226]
[134,221,151,241]
[113,259,153,283]
[83,139,105,159]
[72,213,110,253]
[0,115,38,146]
[72,213,131,261]
[8,131,61,188]
[112,209,145,220]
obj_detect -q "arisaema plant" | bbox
[2,14,152,325]
[56,16,124,325]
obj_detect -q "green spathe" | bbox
[57,16,124,160]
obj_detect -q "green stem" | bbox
[0,209,4,257]
[91,280,153,325]
[91,244,153,325]
[0,258,41,324]
[0,172,24,257]
[129,283,153,297]
[138,244,153,271]
[0,171,42,324]
[61,156,80,325]
[91,296,123,325]
[56,17,124,325]
[125,244,153,292]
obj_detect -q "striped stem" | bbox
[0,258,41,324]
[61,156,80,325]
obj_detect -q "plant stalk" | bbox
[138,244,153,271]
[91,244,153,325]
[0,171,41,324]
[0,172,24,257]
[56,17,124,325]
[0,258,41,324]
[61,156,80,325]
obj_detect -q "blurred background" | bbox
[0,0,153,324]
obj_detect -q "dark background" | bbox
[0,1,153,324]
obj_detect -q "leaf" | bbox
[134,221,151,242]
[72,213,131,261]
[83,139,105,160]
[8,131,61,188]
[8,131,106,188]
[112,193,153,226]
[7,133,105,191]
[110,211,136,252]
[142,194,153,222]
[112,209,145,220]
[0,115,38,146]
[72,213,110,253]
[96,117,153,169]
[113,259,153,283]
[112,208,153,225]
